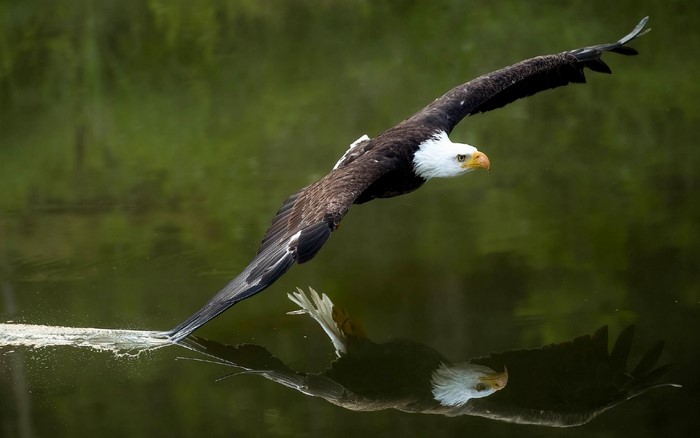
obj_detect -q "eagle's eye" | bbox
[475,382,487,392]
[456,154,466,162]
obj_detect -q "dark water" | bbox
[1,1,698,437]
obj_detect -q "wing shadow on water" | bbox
[176,289,679,427]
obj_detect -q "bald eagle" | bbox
[168,17,650,341]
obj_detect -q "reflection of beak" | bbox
[479,366,508,391]
[463,151,490,171]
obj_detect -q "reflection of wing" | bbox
[178,324,676,425]
[179,336,469,413]
[177,337,363,408]
[464,326,678,426]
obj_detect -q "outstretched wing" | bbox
[402,17,650,133]
[168,155,391,341]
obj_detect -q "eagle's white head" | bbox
[413,131,490,180]
[431,362,508,407]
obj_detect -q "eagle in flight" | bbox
[168,17,650,341]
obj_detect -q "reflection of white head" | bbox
[431,362,508,406]
[413,131,490,180]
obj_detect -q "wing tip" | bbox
[167,321,199,342]
[571,16,650,62]
[569,16,650,80]
[619,16,650,46]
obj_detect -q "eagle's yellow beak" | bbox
[478,366,508,391]
[463,151,490,171]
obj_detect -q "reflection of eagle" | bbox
[179,288,676,426]
[288,289,508,409]
[168,18,650,341]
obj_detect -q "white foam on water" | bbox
[0,323,173,355]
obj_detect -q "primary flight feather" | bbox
[168,17,650,341]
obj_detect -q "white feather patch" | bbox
[333,134,370,170]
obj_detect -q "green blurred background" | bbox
[1,1,698,437]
